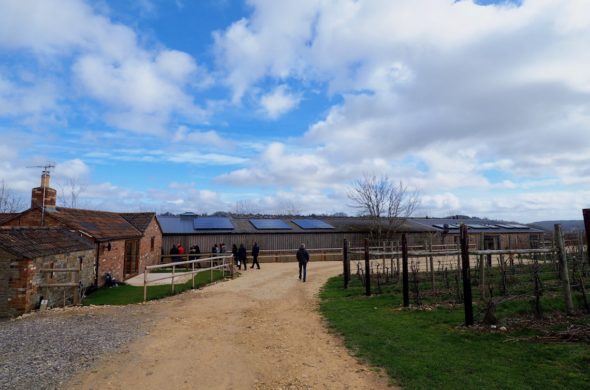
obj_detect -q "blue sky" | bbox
[1,0,590,222]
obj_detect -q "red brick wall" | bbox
[138,218,162,273]
[97,240,125,286]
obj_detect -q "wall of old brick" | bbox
[97,240,125,286]
[138,218,162,273]
[0,248,95,318]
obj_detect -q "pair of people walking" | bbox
[233,242,261,270]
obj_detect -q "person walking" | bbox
[296,243,310,282]
[232,244,239,268]
[238,243,248,270]
[251,242,260,269]
[170,244,179,263]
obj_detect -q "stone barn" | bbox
[0,227,95,318]
[1,173,163,286]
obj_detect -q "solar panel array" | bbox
[432,222,529,230]
[249,219,292,230]
[193,217,234,230]
[291,219,335,229]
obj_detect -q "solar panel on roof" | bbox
[495,223,528,229]
[291,219,334,229]
[249,219,292,230]
[193,217,234,230]
[467,224,490,229]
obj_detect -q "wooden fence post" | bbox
[460,224,474,326]
[364,239,371,296]
[429,235,435,291]
[583,209,590,267]
[479,233,486,299]
[343,239,349,289]
[402,233,409,307]
[143,269,148,302]
[555,224,574,314]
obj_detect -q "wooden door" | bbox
[124,240,139,276]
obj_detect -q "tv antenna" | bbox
[26,162,56,174]
[26,162,56,225]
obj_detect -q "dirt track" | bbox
[66,262,393,389]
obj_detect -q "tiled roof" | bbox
[47,208,142,241]
[119,212,155,233]
[0,227,94,258]
[157,215,436,235]
[0,213,18,225]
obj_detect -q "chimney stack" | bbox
[31,171,57,209]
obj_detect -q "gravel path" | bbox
[0,305,158,390]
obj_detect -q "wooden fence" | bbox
[342,223,590,325]
[144,255,233,302]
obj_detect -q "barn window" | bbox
[150,236,155,251]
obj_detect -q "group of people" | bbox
[169,243,201,262]
[168,241,311,282]
[231,242,261,270]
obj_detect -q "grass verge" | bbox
[84,270,225,305]
[319,275,590,390]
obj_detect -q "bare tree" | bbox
[348,174,419,242]
[275,200,301,216]
[0,179,24,213]
[57,178,87,208]
[233,200,260,215]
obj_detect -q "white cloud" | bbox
[211,0,590,220]
[173,126,229,148]
[258,85,301,119]
[0,0,210,135]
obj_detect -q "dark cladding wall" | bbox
[163,232,370,254]
[163,230,542,256]
[162,232,437,255]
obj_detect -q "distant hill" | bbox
[529,220,585,233]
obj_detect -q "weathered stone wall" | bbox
[0,248,14,318]
[0,248,95,318]
[138,218,162,273]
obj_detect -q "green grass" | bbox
[84,270,225,305]
[320,276,590,390]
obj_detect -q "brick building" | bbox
[1,173,163,286]
[0,227,95,318]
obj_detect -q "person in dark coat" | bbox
[250,242,260,269]
[296,243,310,282]
[238,243,248,270]
[232,244,239,267]
[170,244,180,262]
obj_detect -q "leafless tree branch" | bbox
[348,174,420,242]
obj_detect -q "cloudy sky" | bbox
[1,0,589,222]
